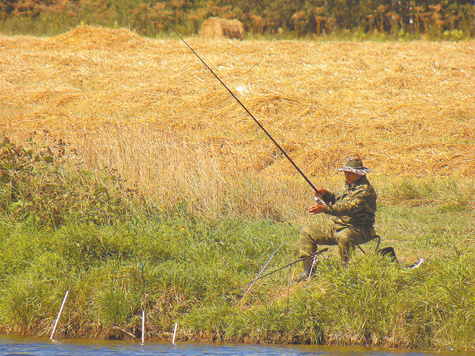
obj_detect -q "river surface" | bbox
[0,336,469,355]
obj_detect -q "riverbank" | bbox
[0,139,474,351]
[1,28,474,351]
[1,202,474,351]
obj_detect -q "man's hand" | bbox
[308,204,325,215]
[314,188,328,198]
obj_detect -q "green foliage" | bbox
[54,224,135,268]
[0,0,473,39]
[0,193,474,349]
[0,137,141,229]
[0,251,68,332]
[94,262,143,326]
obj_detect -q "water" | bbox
[0,336,467,356]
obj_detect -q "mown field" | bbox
[0,26,474,350]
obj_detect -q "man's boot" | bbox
[293,256,313,283]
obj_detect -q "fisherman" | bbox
[294,157,377,282]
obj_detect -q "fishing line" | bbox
[240,243,283,302]
[256,247,328,281]
[156,13,318,192]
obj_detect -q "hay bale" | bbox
[200,17,245,40]
[50,25,145,50]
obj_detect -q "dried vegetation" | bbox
[1,26,474,208]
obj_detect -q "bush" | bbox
[0,136,142,229]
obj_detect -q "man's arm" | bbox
[323,189,369,217]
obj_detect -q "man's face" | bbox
[344,171,363,185]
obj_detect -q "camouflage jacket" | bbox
[321,175,377,229]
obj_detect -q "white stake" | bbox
[142,309,145,344]
[50,289,69,340]
[172,322,178,345]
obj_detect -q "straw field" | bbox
[1,26,474,219]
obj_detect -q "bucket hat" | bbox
[337,158,371,175]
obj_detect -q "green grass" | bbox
[1,199,473,349]
[0,138,474,350]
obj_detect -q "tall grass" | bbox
[30,123,473,224]
[182,254,475,350]
[0,138,474,350]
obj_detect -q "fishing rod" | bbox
[255,248,328,282]
[225,247,328,298]
[157,14,318,193]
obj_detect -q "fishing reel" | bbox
[314,195,326,205]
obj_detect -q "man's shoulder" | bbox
[354,178,376,196]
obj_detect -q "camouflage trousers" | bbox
[299,223,375,262]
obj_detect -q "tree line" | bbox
[0,0,474,39]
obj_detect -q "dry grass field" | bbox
[1,26,474,218]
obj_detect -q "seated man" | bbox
[295,157,377,282]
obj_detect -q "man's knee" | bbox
[299,226,316,257]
